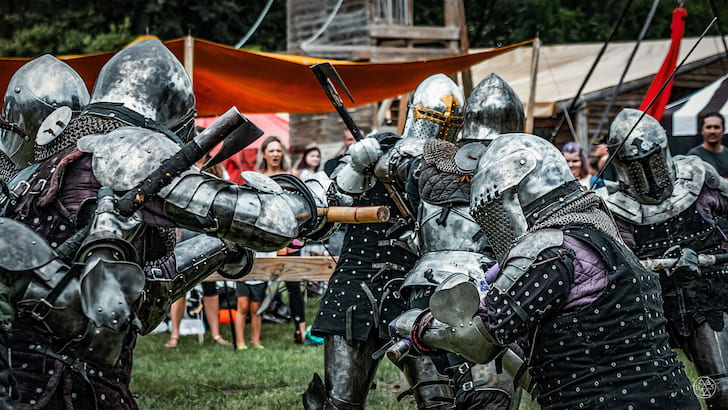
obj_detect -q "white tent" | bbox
[662,73,728,137]
[470,36,726,118]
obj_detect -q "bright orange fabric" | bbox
[0,37,531,116]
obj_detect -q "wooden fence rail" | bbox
[205,256,338,282]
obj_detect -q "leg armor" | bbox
[303,334,380,409]
[685,313,728,409]
[398,355,452,409]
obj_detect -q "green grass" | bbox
[131,299,707,409]
[131,299,412,409]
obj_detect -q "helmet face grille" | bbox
[411,100,464,142]
[624,149,673,203]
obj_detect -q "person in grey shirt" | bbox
[687,112,728,177]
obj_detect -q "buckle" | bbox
[457,362,471,374]
[10,180,31,199]
[28,179,47,195]
[461,381,474,391]
[30,298,54,321]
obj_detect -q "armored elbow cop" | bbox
[161,170,338,251]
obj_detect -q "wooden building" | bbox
[286,0,469,158]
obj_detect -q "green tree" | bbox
[0,1,725,57]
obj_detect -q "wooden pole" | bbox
[526,35,541,133]
[184,34,194,85]
[318,205,390,223]
[456,0,473,98]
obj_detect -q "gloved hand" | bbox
[386,308,438,362]
[219,242,255,279]
[663,247,700,288]
[348,137,382,172]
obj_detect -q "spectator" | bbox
[297,146,329,184]
[324,130,356,176]
[234,280,266,350]
[255,135,294,177]
[687,112,728,177]
[254,136,309,344]
[589,135,618,183]
[164,265,233,348]
[561,141,591,187]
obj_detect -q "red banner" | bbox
[639,7,688,120]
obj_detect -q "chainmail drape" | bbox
[34,114,127,162]
[472,190,621,261]
[530,190,620,240]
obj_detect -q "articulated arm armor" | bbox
[79,128,337,252]
[373,137,423,189]
[333,133,414,195]
[160,170,334,250]
[137,234,254,335]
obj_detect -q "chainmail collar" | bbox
[34,113,127,163]
[529,190,620,242]
[0,152,18,183]
[422,139,468,175]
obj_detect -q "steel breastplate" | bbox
[401,250,493,292]
[531,227,690,408]
[418,201,489,253]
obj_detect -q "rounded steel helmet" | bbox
[90,38,196,143]
[401,73,465,142]
[470,133,577,262]
[608,108,674,205]
[0,54,89,167]
[461,73,525,142]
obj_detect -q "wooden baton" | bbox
[317,206,390,223]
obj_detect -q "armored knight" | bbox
[0,54,90,183]
[0,38,336,409]
[383,73,526,409]
[305,74,467,410]
[606,108,728,409]
[392,133,699,409]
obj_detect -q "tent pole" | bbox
[184,34,194,85]
[456,0,473,98]
[526,35,540,134]
[549,0,634,142]
[589,0,659,145]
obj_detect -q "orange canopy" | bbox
[0,37,531,116]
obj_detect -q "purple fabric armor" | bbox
[560,235,608,312]
[696,186,728,238]
[477,236,607,346]
[58,154,174,228]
